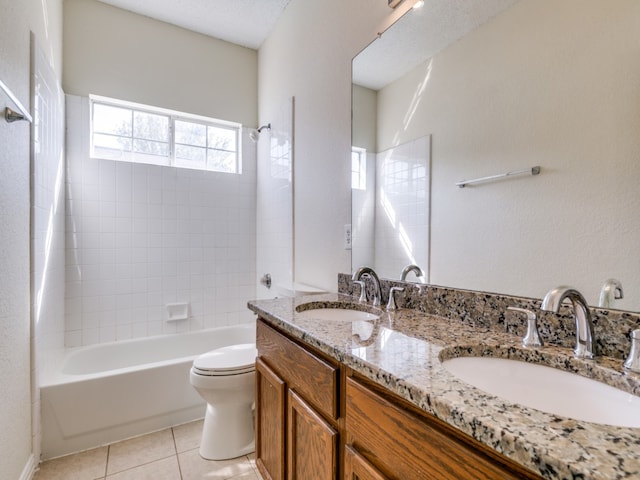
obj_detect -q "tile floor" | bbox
[33,420,263,480]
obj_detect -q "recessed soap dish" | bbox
[166,303,189,322]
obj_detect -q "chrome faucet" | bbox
[598,278,624,309]
[624,329,640,374]
[541,286,596,359]
[400,264,424,282]
[352,267,382,307]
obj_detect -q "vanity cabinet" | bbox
[256,319,340,480]
[255,318,544,480]
[255,358,286,480]
[344,445,387,480]
[345,376,543,480]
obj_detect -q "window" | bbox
[351,146,367,190]
[90,95,241,174]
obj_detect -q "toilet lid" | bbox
[192,343,256,375]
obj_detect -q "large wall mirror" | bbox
[351,0,640,312]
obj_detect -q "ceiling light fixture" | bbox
[413,0,425,9]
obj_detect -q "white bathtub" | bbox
[40,323,256,460]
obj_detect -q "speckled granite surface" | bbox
[338,273,640,361]
[248,293,640,480]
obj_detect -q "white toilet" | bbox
[190,343,257,460]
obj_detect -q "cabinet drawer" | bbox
[346,377,541,480]
[257,320,339,419]
[344,445,388,480]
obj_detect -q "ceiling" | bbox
[353,0,521,90]
[96,0,520,89]
[96,0,291,49]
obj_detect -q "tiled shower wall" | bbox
[371,135,430,280]
[64,95,256,346]
[351,151,375,272]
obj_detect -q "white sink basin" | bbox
[295,304,380,322]
[442,356,640,428]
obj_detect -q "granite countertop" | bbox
[248,293,640,480]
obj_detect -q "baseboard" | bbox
[19,454,37,480]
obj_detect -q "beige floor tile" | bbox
[33,446,108,480]
[248,455,264,480]
[228,472,260,480]
[245,453,262,479]
[172,419,204,453]
[105,456,181,480]
[178,448,255,480]
[107,429,176,475]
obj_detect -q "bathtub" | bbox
[40,322,256,460]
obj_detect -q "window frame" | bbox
[89,95,243,174]
[351,146,367,190]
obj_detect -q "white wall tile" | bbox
[65,95,256,345]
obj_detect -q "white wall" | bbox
[376,0,640,309]
[65,96,256,345]
[63,0,258,127]
[0,0,63,477]
[258,0,412,292]
[352,85,377,154]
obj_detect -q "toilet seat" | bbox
[192,343,256,376]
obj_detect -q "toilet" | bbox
[190,343,257,460]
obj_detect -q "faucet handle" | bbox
[387,286,405,311]
[624,330,640,374]
[353,281,366,303]
[507,307,543,348]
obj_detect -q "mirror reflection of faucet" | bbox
[599,278,624,308]
[400,264,424,282]
[352,266,382,306]
[387,286,405,311]
[351,318,382,347]
[353,280,366,302]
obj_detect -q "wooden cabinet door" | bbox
[288,389,338,480]
[344,445,388,480]
[346,377,541,480]
[256,358,286,480]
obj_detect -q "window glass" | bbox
[90,96,241,173]
[133,111,169,142]
[208,125,237,151]
[93,103,131,136]
[175,145,207,169]
[207,125,238,173]
[208,149,236,173]
[352,147,367,190]
[175,120,207,147]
